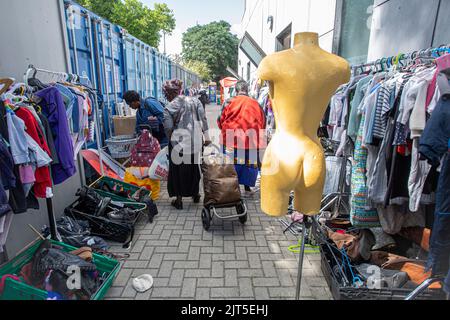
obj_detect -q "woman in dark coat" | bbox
[163,80,210,210]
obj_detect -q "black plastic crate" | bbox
[65,200,136,247]
[319,242,446,300]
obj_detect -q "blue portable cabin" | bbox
[64,0,126,141]
[122,33,158,100]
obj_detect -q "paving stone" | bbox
[211,261,224,277]
[152,288,181,298]
[153,277,170,287]
[212,254,236,261]
[158,261,174,277]
[252,277,280,287]
[238,269,265,278]
[253,287,270,300]
[261,261,278,278]
[105,286,123,298]
[168,269,185,287]
[211,287,240,298]
[181,278,197,298]
[225,269,238,287]
[114,268,133,286]
[238,278,254,297]
[197,278,224,287]
[121,281,138,298]
[131,240,146,253]
[236,247,248,260]
[164,253,188,261]
[187,246,201,261]
[224,261,249,269]
[123,260,149,269]
[140,247,154,260]
[248,253,262,269]
[196,287,210,300]
[185,269,212,278]
[224,241,236,253]
[148,253,164,269]
[199,253,212,269]
[167,235,181,246]
[174,261,199,269]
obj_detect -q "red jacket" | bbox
[218,95,266,150]
[15,108,52,198]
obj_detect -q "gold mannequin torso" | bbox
[258,32,350,217]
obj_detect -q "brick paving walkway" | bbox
[105,104,332,300]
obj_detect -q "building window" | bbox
[239,32,267,67]
[276,23,292,52]
[247,62,251,81]
[335,0,373,64]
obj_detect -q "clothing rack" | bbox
[24,65,91,86]
[293,43,450,301]
[351,44,450,75]
[21,65,105,241]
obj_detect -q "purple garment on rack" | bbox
[35,87,76,185]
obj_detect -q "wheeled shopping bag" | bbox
[200,149,248,231]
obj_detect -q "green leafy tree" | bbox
[76,0,175,48]
[182,21,239,81]
[183,60,212,82]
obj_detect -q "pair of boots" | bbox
[171,195,201,210]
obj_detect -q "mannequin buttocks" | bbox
[258,32,350,217]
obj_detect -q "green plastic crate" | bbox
[90,176,150,210]
[0,239,120,300]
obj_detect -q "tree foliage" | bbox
[76,0,175,48]
[182,21,239,81]
[183,60,212,82]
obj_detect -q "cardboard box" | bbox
[113,116,136,136]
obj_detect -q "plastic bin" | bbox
[319,241,446,300]
[90,176,151,210]
[0,239,120,300]
[65,200,136,247]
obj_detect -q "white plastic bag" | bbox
[148,147,169,181]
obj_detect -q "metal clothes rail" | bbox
[351,44,450,74]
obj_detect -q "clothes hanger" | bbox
[0,78,14,95]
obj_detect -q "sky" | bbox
[142,0,245,56]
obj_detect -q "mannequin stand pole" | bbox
[295,216,313,300]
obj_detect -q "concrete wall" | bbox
[0,0,82,259]
[367,0,450,61]
[239,0,337,81]
[0,0,70,80]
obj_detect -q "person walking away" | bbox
[218,81,266,194]
[123,91,169,148]
[163,80,211,210]
[198,89,209,110]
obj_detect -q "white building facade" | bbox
[238,0,450,83]
[238,0,338,82]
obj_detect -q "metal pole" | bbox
[91,18,105,176]
[69,7,80,75]
[108,25,119,110]
[133,40,138,92]
[100,22,113,139]
[46,198,59,241]
[295,219,308,300]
